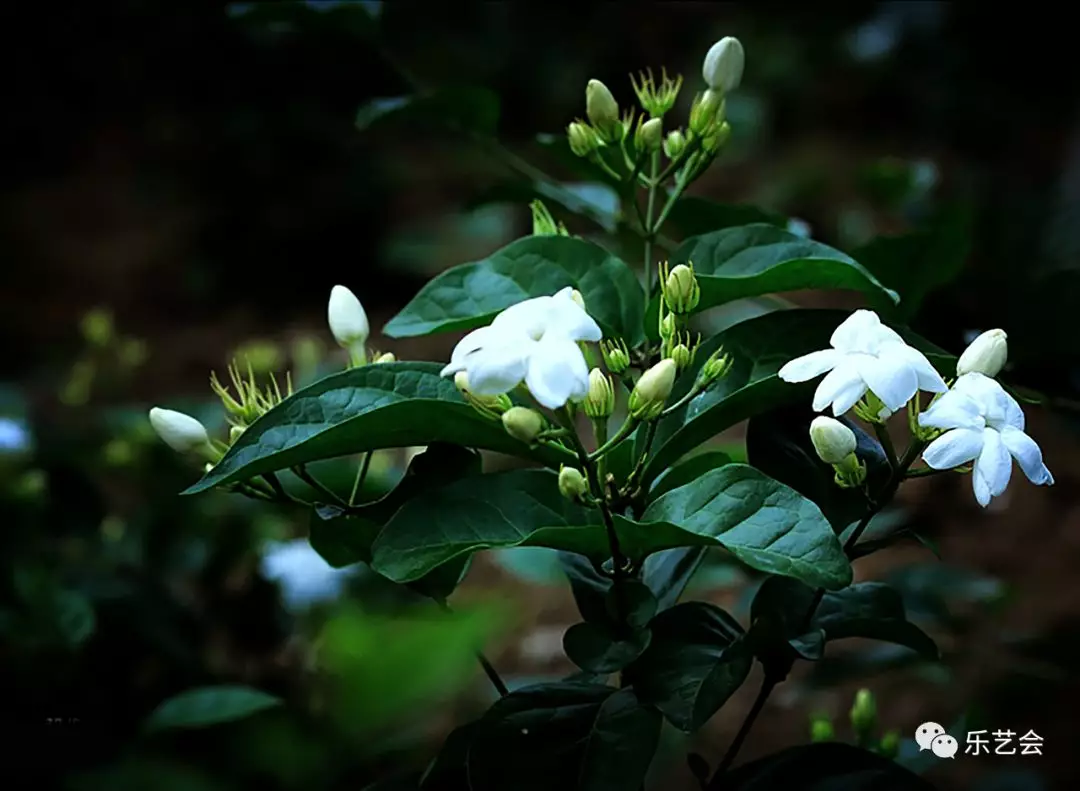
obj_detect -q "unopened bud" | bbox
[689,90,724,136]
[149,407,211,454]
[501,406,545,444]
[567,121,601,157]
[628,359,677,421]
[669,341,694,371]
[661,262,700,314]
[878,730,900,759]
[702,121,731,154]
[702,37,745,94]
[659,311,676,341]
[809,416,857,465]
[698,348,733,387]
[583,369,615,419]
[530,199,562,236]
[810,715,835,743]
[635,117,663,155]
[850,689,877,743]
[558,465,589,502]
[569,289,586,310]
[956,329,1007,378]
[663,129,687,160]
[586,80,620,140]
[229,424,245,445]
[601,340,631,375]
[373,352,396,364]
[455,371,511,416]
[327,285,370,350]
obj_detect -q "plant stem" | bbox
[593,417,609,487]
[291,465,347,507]
[348,452,373,507]
[652,164,694,235]
[873,422,899,471]
[438,601,509,698]
[588,417,639,461]
[643,151,660,300]
[708,676,775,786]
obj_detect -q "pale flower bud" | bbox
[809,416,857,464]
[583,368,615,419]
[600,340,631,375]
[569,289,586,310]
[635,117,663,155]
[229,424,245,444]
[689,90,724,136]
[586,79,620,139]
[849,689,877,741]
[697,348,733,387]
[501,406,545,444]
[661,263,701,314]
[558,465,589,502]
[628,359,677,421]
[567,120,601,157]
[663,129,687,160]
[373,352,396,364]
[327,285,369,348]
[659,312,676,341]
[149,407,211,454]
[669,341,693,371]
[956,329,1007,378]
[702,37,745,94]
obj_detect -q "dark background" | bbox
[3,2,1079,789]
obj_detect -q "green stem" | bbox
[291,465,347,507]
[655,136,703,184]
[643,151,660,300]
[651,165,694,235]
[261,472,296,503]
[348,452,373,507]
[660,382,703,418]
[905,465,944,479]
[593,417,610,488]
[873,423,899,471]
[588,417,639,462]
[438,601,509,697]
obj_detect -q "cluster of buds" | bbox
[807,689,898,757]
[211,359,293,433]
[665,330,699,372]
[809,416,866,489]
[600,339,631,375]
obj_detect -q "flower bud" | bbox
[702,37,745,94]
[558,465,589,502]
[849,689,877,743]
[149,407,211,454]
[327,285,369,349]
[569,289,586,310]
[810,715,835,743]
[661,262,701,315]
[878,730,900,759]
[582,368,615,419]
[586,79,620,140]
[635,117,663,155]
[628,359,677,421]
[658,311,676,341]
[663,129,687,160]
[601,340,631,375]
[689,90,724,136]
[809,416,857,465]
[229,424,245,444]
[956,329,1007,378]
[669,341,694,371]
[567,120,601,157]
[373,351,396,364]
[501,406,545,444]
[697,348,733,387]
[702,121,731,154]
[530,199,561,236]
[455,371,512,415]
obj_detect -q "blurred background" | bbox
[4,2,1080,789]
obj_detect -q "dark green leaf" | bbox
[355,86,499,135]
[644,225,898,338]
[644,309,953,481]
[420,723,476,790]
[632,465,852,590]
[382,236,645,344]
[665,197,785,239]
[722,742,938,790]
[625,602,752,732]
[560,552,612,625]
[466,683,661,791]
[649,450,733,501]
[184,363,565,494]
[563,622,651,674]
[642,547,708,612]
[144,685,282,732]
[606,580,658,629]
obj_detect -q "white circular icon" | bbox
[931,733,958,759]
[915,721,946,751]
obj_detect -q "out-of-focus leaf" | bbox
[144,686,282,733]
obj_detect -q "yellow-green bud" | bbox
[635,117,663,155]
[567,120,602,157]
[810,716,835,743]
[583,368,615,419]
[689,90,724,136]
[850,689,877,742]
[663,129,687,160]
[661,262,701,315]
[834,452,867,489]
[455,371,512,415]
[569,289,586,310]
[600,340,631,375]
[373,352,396,364]
[698,348,733,387]
[229,424,246,445]
[669,341,693,371]
[501,406,545,444]
[659,311,676,341]
[702,121,732,154]
[530,199,561,236]
[809,416,857,465]
[558,465,589,502]
[956,329,1007,378]
[628,359,677,421]
[702,37,745,94]
[586,79,620,140]
[878,730,900,758]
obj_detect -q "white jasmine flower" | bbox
[778,310,947,417]
[260,538,355,610]
[919,372,1053,507]
[327,285,370,348]
[702,37,745,93]
[440,287,602,410]
[148,407,211,453]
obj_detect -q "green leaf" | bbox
[644,224,898,337]
[721,742,937,790]
[643,547,708,612]
[643,309,953,481]
[632,465,852,590]
[184,363,566,494]
[665,197,785,239]
[624,602,752,732]
[751,577,938,660]
[355,86,500,135]
[563,622,651,674]
[649,450,733,501]
[144,685,282,733]
[382,236,645,344]
[465,683,662,791]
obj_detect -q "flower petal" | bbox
[829,310,883,353]
[777,349,841,383]
[811,359,864,413]
[1000,426,1054,486]
[880,342,948,393]
[525,337,590,409]
[922,428,984,470]
[546,290,603,342]
[491,296,553,338]
[974,427,1012,502]
[444,325,499,372]
[856,352,919,412]
[465,343,530,396]
[918,391,984,431]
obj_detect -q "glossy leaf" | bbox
[466,683,661,791]
[642,547,709,612]
[721,742,938,790]
[145,685,282,732]
[563,622,651,674]
[184,363,566,494]
[624,602,752,732]
[382,236,645,344]
[644,224,898,337]
[649,450,733,502]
